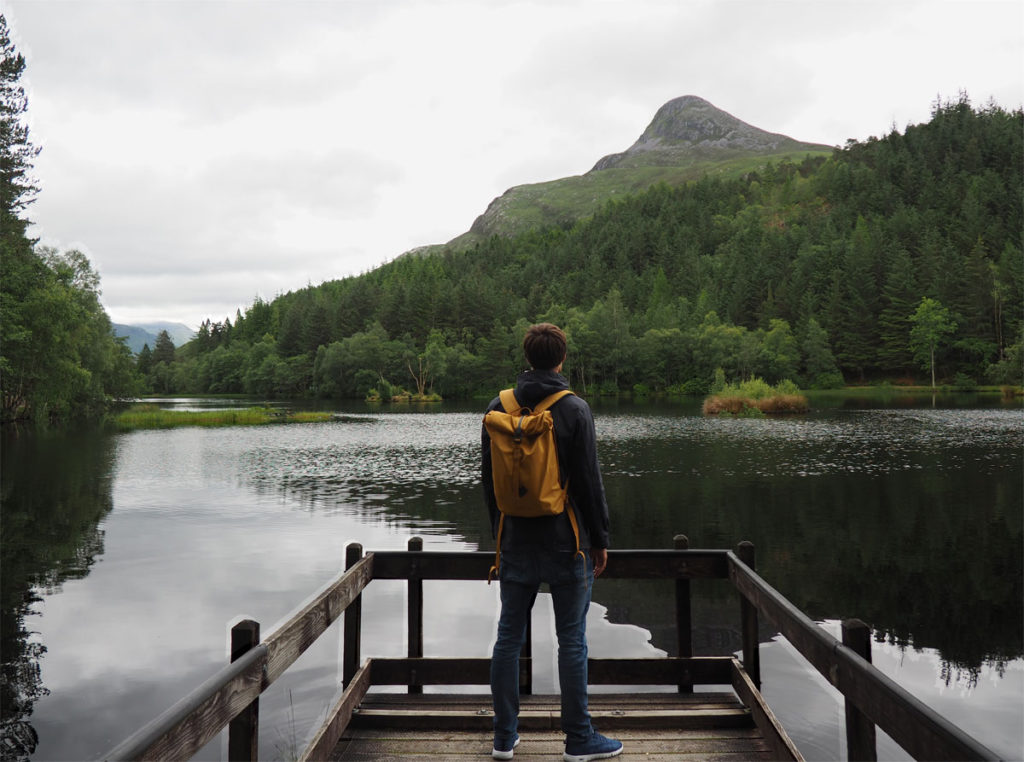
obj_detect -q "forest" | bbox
[143,95,1022,402]
[2,0,1021,422]
[0,17,139,424]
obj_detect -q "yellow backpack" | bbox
[483,388,583,580]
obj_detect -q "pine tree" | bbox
[877,247,918,374]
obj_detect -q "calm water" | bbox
[1,395,1021,761]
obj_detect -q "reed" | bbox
[112,405,333,431]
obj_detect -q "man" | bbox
[482,323,623,762]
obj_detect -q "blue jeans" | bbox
[490,547,594,745]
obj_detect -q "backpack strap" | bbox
[498,388,520,414]
[533,389,574,413]
[488,513,505,584]
[497,388,573,415]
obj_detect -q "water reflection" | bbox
[1,428,117,761]
[1,402,1020,760]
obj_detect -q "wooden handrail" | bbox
[102,540,998,762]
[103,644,268,761]
[102,553,374,761]
[726,551,1000,761]
[368,547,731,580]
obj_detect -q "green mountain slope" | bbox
[163,95,1022,400]
[447,95,833,247]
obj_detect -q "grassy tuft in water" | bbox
[703,378,809,416]
[112,404,333,431]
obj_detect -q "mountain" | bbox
[445,96,833,248]
[592,95,830,169]
[112,322,195,353]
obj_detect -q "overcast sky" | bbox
[3,0,1022,328]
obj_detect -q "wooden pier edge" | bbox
[298,656,804,761]
[730,658,804,761]
[727,551,1001,762]
[299,661,372,762]
[100,539,1001,762]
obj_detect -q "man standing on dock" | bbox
[482,323,623,762]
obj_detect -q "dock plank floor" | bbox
[329,692,772,760]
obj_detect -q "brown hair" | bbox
[523,323,567,370]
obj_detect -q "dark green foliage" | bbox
[1,16,143,423]
[171,95,1022,398]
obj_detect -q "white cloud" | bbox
[3,0,1022,326]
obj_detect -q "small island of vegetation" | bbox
[112,404,333,431]
[702,376,809,417]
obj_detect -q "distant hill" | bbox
[112,322,195,353]
[445,95,833,249]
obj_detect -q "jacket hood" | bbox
[515,369,570,407]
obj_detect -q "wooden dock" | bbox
[304,649,800,761]
[102,538,1001,762]
[329,693,781,760]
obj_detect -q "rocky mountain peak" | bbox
[592,95,830,171]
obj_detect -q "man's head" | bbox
[523,323,567,371]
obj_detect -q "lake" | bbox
[1,394,1021,761]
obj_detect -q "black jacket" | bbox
[481,369,611,552]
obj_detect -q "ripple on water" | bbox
[226,408,1024,507]
[594,407,1022,479]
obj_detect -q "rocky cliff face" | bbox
[592,95,831,170]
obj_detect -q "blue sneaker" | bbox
[563,731,623,762]
[492,734,519,760]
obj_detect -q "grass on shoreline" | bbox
[112,404,333,431]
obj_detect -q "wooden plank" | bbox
[736,542,761,688]
[588,656,733,686]
[356,692,741,710]
[369,657,516,686]
[299,661,372,762]
[228,619,260,762]
[263,552,373,685]
[103,646,267,761]
[331,727,774,760]
[343,544,366,687]
[364,656,733,688]
[335,734,769,755]
[349,707,752,731]
[730,658,803,761]
[342,726,766,740]
[348,690,754,732]
[369,549,731,581]
[843,619,877,761]
[675,534,694,693]
[406,537,423,695]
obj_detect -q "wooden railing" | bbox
[102,537,1000,762]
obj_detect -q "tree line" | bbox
[144,94,1021,400]
[0,17,139,424]
[3,11,1020,423]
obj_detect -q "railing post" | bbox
[674,534,693,693]
[843,618,878,761]
[228,619,260,762]
[736,541,760,688]
[343,543,364,687]
[407,536,423,694]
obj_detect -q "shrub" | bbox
[810,371,845,390]
[702,377,809,416]
[952,373,977,392]
[682,377,710,396]
[710,368,727,393]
